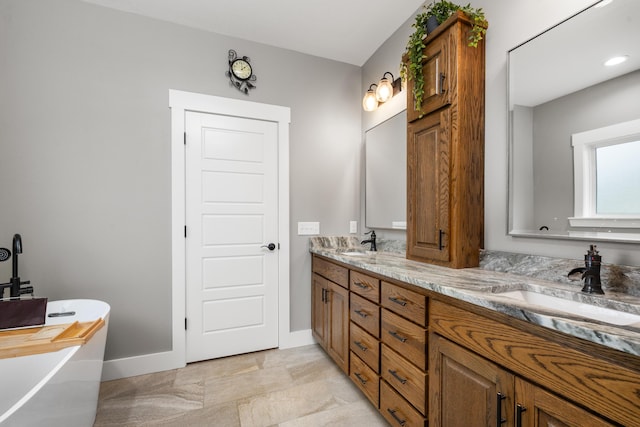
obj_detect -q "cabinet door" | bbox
[407,108,451,263]
[514,379,616,427]
[430,333,514,427]
[327,280,349,374]
[407,32,450,122]
[311,273,327,345]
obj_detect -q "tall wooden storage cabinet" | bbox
[405,12,485,268]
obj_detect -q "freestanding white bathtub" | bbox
[0,299,110,427]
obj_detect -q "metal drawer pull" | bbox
[354,341,368,352]
[354,281,368,289]
[354,372,367,385]
[354,310,368,318]
[388,369,407,384]
[388,297,407,306]
[516,404,527,427]
[388,331,407,342]
[497,392,506,426]
[387,409,406,426]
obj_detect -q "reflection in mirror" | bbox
[365,110,406,230]
[508,0,640,242]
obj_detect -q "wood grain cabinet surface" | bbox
[405,12,485,268]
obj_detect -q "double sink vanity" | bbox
[310,237,640,426]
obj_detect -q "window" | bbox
[570,118,640,228]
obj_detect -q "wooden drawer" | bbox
[380,380,426,427]
[381,344,427,415]
[381,281,427,327]
[312,256,348,288]
[350,321,380,373]
[350,293,380,337]
[350,271,380,303]
[382,309,427,370]
[350,353,380,408]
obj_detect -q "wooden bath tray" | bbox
[0,318,104,359]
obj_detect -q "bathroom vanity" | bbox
[310,241,640,426]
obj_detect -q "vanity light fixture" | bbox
[604,55,629,66]
[362,72,402,111]
[362,84,379,112]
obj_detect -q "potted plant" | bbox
[401,1,487,112]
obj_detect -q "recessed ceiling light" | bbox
[604,55,629,66]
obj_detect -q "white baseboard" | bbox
[101,329,314,381]
[101,350,183,381]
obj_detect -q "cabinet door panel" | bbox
[407,109,450,263]
[381,281,427,326]
[381,344,427,415]
[350,352,380,408]
[350,321,380,373]
[515,379,616,427]
[429,333,513,427]
[380,380,426,427]
[350,270,380,303]
[311,274,327,344]
[327,280,349,374]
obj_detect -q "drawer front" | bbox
[350,271,380,303]
[312,256,348,288]
[350,353,380,408]
[350,321,380,373]
[381,344,427,415]
[382,309,427,370]
[350,293,380,337]
[380,380,426,427]
[381,281,427,327]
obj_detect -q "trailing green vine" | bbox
[401,1,487,112]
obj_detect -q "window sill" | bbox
[568,217,640,229]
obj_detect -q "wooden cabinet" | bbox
[311,259,349,374]
[406,12,485,268]
[430,299,633,426]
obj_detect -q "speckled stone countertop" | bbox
[310,237,640,357]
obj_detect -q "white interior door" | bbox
[185,111,279,363]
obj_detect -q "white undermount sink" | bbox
[495,290,640,326]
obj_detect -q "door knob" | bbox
[261,243,276,251]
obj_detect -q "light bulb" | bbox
[362,88,378,111]
[376,78,393,102]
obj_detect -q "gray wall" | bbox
[532,70,640,232]
[0,0,361,360]
[3,0,640,365]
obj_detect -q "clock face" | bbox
[231,59,252,80]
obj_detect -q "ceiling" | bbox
[80,0,425,66]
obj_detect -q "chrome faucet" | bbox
[361,230,377,252]
[568,244,604,295]
[0,234,33,299]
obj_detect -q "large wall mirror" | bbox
[508,0,640,243]
[365,110,407,230]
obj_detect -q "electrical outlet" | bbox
[297,222,320,235]
[350,221,358,234]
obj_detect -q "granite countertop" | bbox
[309,238,640,357]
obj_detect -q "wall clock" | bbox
[226,49,256,94]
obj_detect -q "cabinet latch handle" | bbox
[497,392,507,426]
[388,296,407,306]
[388,369,408,384]
[439,229,445,250]
[387,408,406,426]
[354,281,368,289]
[389,331,407,342]
[354,372,367,385]
[516,404,527,427]
[354,341,368,352]
[354,310,368,318]
[440,72,446,94]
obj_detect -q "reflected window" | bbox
[570,118,640,228]
[596,140,640,214]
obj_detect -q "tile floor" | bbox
[94,344,388,426]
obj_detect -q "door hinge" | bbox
[185,318,187,330]
[183,132,186,145]
[184,225,187,238]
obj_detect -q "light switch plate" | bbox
[350,221,358,234]
[297,222,320,235]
